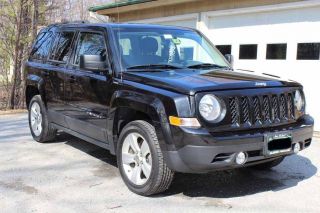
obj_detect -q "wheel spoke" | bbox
[140,140,150,157]
[131,166,142,184]
[35,103,40,114]
[128,134,140,153]
[31,109,37,118]
[31,120,37,130]
[37,123,42,133]
[122,153,135,165]
[141,162,151,179]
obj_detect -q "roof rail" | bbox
[60,20,90,24]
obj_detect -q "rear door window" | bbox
[49,31,75,63]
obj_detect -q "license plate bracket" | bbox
[264,131,292,156]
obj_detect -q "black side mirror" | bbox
[224,54,234,67]
[79,55,107,71]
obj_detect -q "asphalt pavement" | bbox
[0,113,319,213]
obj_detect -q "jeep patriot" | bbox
[25,23,314,195]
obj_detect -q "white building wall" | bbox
[131,2,320,131]
[203,3,320,131]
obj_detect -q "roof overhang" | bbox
[89,0,196,15]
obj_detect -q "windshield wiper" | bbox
[187,63,230,70]
[127,64,182,70]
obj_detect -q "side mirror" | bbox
[79,55,107,71]
[224,54,234,67]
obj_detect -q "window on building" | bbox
[266,43,287,60]
[216,45,232,56]
[239,44,258,59]
[297,43,320,60]
[30,32,54,61]
[50,31,75,62]
[74,32,107,66]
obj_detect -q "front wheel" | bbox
[28,95,57,143]
[117,120,174,196]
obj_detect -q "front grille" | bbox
[229,92,295,127]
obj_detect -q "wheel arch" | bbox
[26,74,46,108]
[107,90,173,155]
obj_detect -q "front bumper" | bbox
[163,115,314,173]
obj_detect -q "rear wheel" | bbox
[28,95,57,143]
[250,157,285,170]
[117,120,174,196]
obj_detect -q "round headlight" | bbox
[294,90,304,111]
[199,94,225,122]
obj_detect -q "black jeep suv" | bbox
[25,23,314,195]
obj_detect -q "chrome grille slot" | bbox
[263,96,271,122]
[241,97,250,123]
[272,95,280,121]
[229,97,240,125]
[280,94,287,119]
[252,96,261,124]
[287,93,295,119]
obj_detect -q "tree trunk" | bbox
[9,0,25,109]
[32,0,39,41]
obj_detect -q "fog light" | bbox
[235,152,247,165]
[293,143,300,154]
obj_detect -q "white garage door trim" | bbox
[128,13,199,27]
[202,0,320,19]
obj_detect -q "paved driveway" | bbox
[0,113,319,212]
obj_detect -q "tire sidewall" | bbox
[28,95,49,142]
[117,121,160,195]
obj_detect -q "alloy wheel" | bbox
[30,102,43,136]
[121,132,152,185]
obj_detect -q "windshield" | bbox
[112,27,229,70]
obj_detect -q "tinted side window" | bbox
[297,43,320,60]
[30,32,54,61]
[239,44,258,59]
[74,32,107,66]
[50,31,75,62]
[216,45,232,56]
[266,43,287,60]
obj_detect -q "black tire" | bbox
[117,120,174,196]
[250,157,285,170]
[28,95,57,143]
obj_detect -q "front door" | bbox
[64,30,111,143]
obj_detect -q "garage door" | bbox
[205,6,320,131]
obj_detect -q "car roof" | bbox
[45,22,195,32]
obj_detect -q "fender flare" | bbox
[107,90,175,154]
[26,74,46,106]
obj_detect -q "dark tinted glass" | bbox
[216,45,232,56]
[239,44,258,59]
[74,32,107,65]
[50,31,74,62]
[266,43,287,59]
[30,32,54,61]
[297,43,320,60]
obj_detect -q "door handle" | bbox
[69,76,76,83]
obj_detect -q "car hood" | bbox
[123,69,301,95]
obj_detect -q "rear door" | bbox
[64,29,111,143]
[45,30,76,126]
